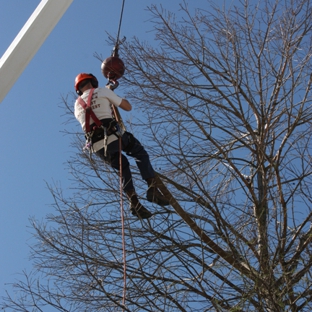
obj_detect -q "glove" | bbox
[106,80,119,90]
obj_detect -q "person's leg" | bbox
[122,132,154,180]
[122,132,169,206]
[124,189,152,219]
[96,139,152,219]
[96,140,134,192]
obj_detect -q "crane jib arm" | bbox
[0,0,74,104]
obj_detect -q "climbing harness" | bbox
[77,88,123,156]
[77,88,101,132]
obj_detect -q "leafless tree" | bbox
[2,0,312,311]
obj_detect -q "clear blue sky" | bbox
[0,0,226,304]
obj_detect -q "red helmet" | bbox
[74,73,98,95]
[101,56,125,80]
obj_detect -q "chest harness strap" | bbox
[77,88,108,156]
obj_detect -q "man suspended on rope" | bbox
[74,73,169,219]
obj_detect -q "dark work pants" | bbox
[95,132,155,192]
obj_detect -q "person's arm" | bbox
[105,85,132,111]
[119,98,132,111]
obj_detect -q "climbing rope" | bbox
[112,104,127,310]
[110,0,127,309]
[116,0,126,48]
[118,126,126,309]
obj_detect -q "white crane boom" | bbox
[0,0,74,104]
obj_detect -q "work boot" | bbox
[146,177,170,206]
[130,203,152,219]
[147,187,170,206]
[126,190,152,219]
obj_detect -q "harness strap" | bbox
[77,88,102,133]
[78,89,124,157]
